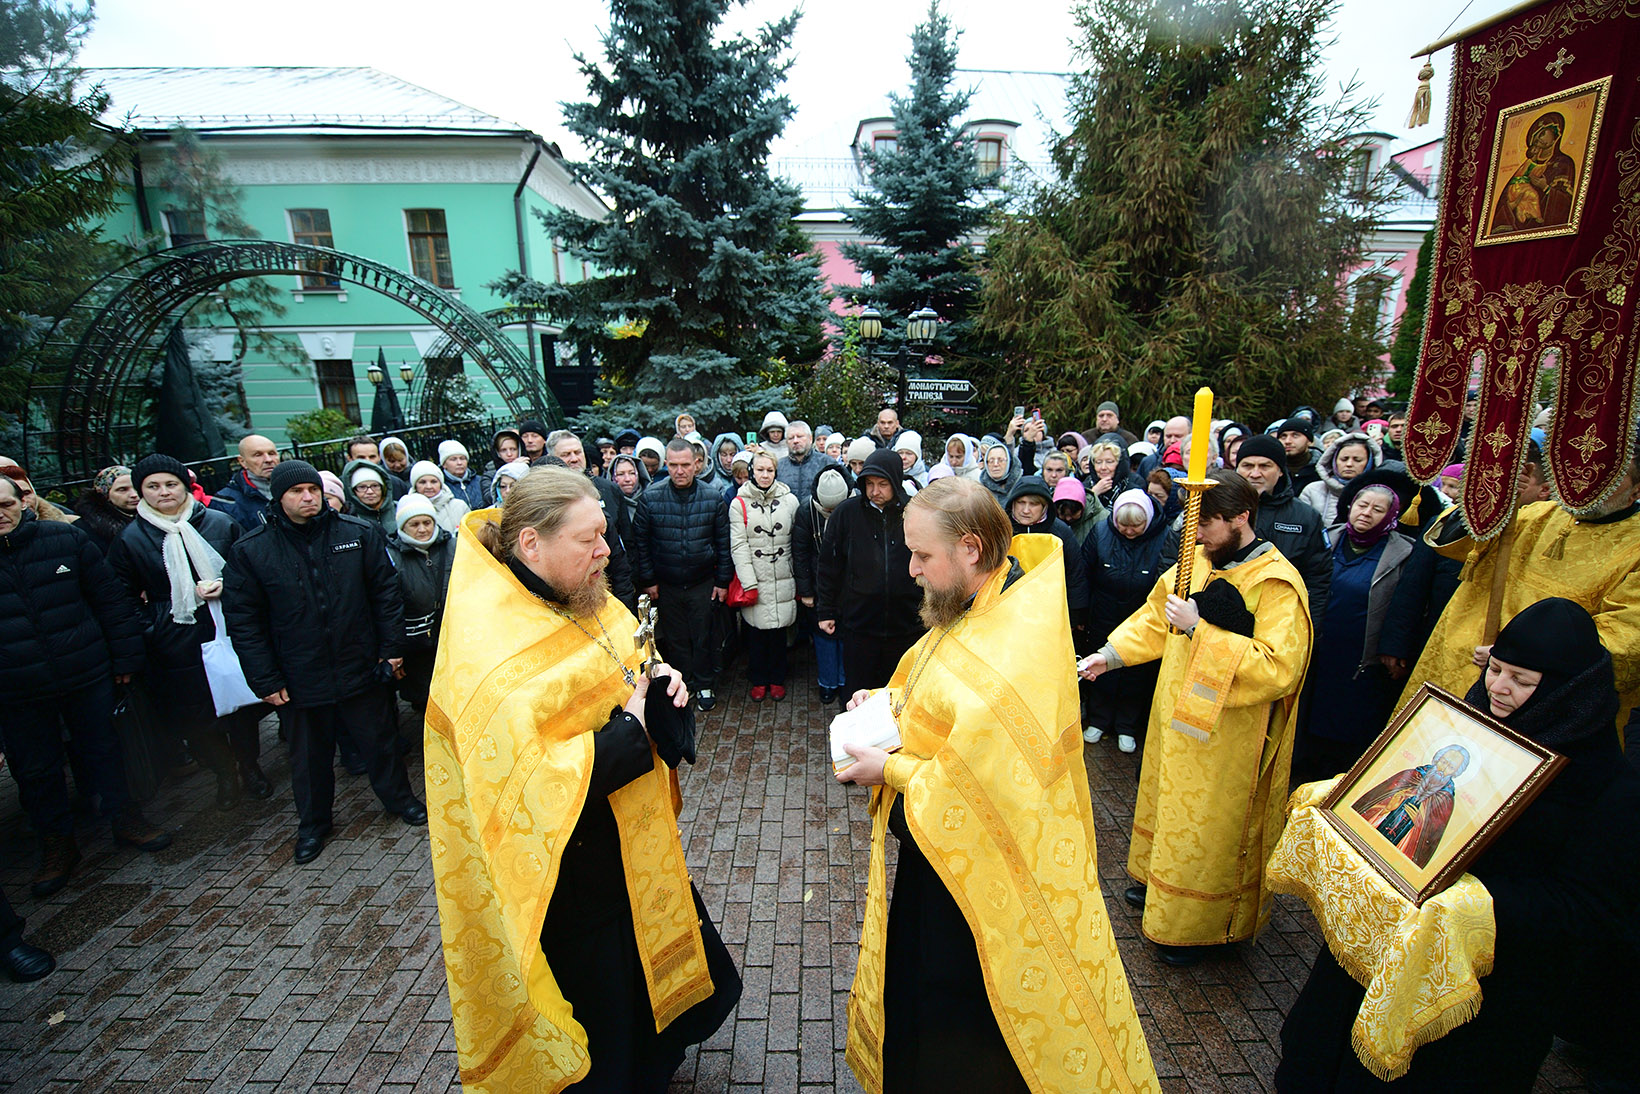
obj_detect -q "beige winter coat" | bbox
[730,478,799,630]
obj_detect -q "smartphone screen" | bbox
[1032,408,1042,421]
[1013,405,1025,420]
[746,431,756,444]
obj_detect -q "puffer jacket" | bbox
[342,458,397,537]
[0,511,145,700]
[1083,497,1170,646]
[729,479,799,630]
[386,527,455,652]
[222,505,404,707]
[442,466,485,510]
[632,476,732,589]
[107,502,241,696]
[815,452,922,637]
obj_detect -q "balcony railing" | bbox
[773,156,1052,204]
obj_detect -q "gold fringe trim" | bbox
[1351,987,1484,1082]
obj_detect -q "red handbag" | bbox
[727,498,759,607]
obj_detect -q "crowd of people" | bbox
[1,386,1635,1092]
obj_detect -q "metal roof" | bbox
[84,66,531,137]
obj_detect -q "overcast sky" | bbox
[79,0,1513,156]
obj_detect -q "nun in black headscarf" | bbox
[1276,598,1640,1092]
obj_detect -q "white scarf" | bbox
[136,496,226,624]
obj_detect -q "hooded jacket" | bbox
[758,410,791,461]
[710,432,744,482]
[342,458,397,537]
[222,504,404,707]
[815,450,921,636]
[1004,476,1089,620]
[0,510,146,700]
[1298,433,1384,525]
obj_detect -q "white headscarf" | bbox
[135,495,225,624]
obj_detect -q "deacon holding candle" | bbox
[1080,393,1313,967]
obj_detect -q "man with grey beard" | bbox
[1397,447,1640,726]
[774,420,836,505]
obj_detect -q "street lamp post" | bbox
[366,360,420,425]
[858,305,940,413]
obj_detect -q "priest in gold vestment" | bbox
[425,469,739,1093]
[1399,455,1640,728]
[836,476,1158,1094]
[1082,470,1311,966]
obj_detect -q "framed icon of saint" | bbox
[1476,75,1609,247]
[1319,684,1566,904]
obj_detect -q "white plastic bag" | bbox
[201,600,260,716]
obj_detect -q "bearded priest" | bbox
[1080,468,1312,967]
[836,475,1158,1094]
[425,468,739,1092]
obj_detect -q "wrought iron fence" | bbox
[39,417,506,503]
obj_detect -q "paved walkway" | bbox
[0,656,1599,1092]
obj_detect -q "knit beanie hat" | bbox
[846,437,876,465]
[926,462,954,481]
[517,420,548,439]
[271,459,323,499]
[1235,433,1289,473]
[893,431,923,457]
[437,440,469,467]
[350,464,387,489]
[814,467,850,509]
[132,453,189,491]
[1097,401,1120,416]
[395,493,438,530]
[318,469,345,503]
[1440,463,1465,479]
[409,460,443,489]
[1278,416,1315,440]
[825,432,845,450]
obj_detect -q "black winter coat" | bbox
[585,474,636,611]
[1083,511,1169,645]
[107,505,242,697]
[1376,536,1463,666]
[0,513,145,700]
[816,494,922,637]
[71,489,135,554]
[387,529,455,652]
[1161,473,1331,629]
[222,507,404,707]
[792,498,826,601]
[632,477,732,589]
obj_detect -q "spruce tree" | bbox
[1387,228,1433,401]
[977,0,1389,430]
[492,0,826,436]
[0,0,126,432]
[839,1,993,357]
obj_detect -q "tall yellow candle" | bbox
[1187,386,1214,481]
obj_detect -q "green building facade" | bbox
[90,67,606,447]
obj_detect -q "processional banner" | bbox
[1405,0,1640,537]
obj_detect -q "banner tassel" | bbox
[1407,59,1435,129]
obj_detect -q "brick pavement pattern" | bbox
[0,656,1597,1092]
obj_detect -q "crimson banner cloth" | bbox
[1405,0,1640,538]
